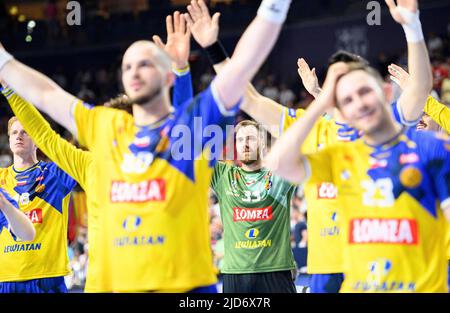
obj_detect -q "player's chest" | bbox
[336,148,427,209]
[224,171,280,204]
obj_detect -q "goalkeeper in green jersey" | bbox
[211,120,297,293]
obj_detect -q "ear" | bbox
[382,82,393,103]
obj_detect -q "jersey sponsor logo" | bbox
[288,108,296,118]
[35,184,45,193]
[399,166,422,188]
[320,212,340,236]
[24,209,43,224]
[134,136,151,148]
[233,207,272,222]
[16,180,27,187]
[234,239,272,249]
[369,157,387,169]
[317,183,337,199]
[113,235,165,247]
[110,179,166,203]
[340,170,351,180]
[122,216,142,232]
[320,226,340,237]
[3,243,42,253]
[35,176,44,182]
[350,259,416,292]
[120,152,154,174]
[245,228,259,239]
[399,153,419,165]
[349,218,418,245]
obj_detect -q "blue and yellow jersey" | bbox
[280,103,418,274]
[2,88,111,292]
[305,129,450,292]
[72,82,239,292]
[281,108,360,274]
[0,158,77,282]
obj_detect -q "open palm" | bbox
[184,0,220,48]
[385,0,418,24]
[153,11,191,69]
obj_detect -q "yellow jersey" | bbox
[305,129,450,292]
[0,157,76,281]
[3,88,111,292]
[72,83,238,292]
[281,107,360,274]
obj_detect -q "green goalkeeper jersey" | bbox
[211,162,296,274]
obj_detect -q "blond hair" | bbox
[7,116,18,136]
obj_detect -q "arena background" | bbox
[0,0,449,292]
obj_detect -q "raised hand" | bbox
[385,0,418,24]
[297,58,320,98]
[184,0,221,48]
[388,63,410,90]
[152,11,191,70]
[315,62,349,110]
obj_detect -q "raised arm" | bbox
[385,0,432,123]
[0,44,77,134]
[389,63,450,133]
[0,191,35,241]
[265,63,348,183]
[1,87,90,188]
[152,11,194,107]
[185,0,287,134]
[186,0,292,109]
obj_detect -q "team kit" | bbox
[0,0,449,293]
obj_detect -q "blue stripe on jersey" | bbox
[173,70,194,108]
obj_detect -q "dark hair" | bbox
[328,50,369,67]
[104,94,132,114]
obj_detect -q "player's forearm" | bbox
[396,7,432,122]
[1,203,35,241]
[401,41,432,120]
[240,84,283,137]
[0,58,76,134]
[6,90,86,186]
[265,100,325,184]
[214,0,291,109]
[424,96,450,133]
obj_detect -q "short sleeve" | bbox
[391,101,421,127]
[211,162,230,192]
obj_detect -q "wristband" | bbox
[398,7,424,43]
[257,0,292,24]
[0,50,13,71]
[173,64,190,76]
[205,40,228,65]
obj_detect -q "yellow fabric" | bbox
[281,108,349,274]
[6,92,111,292]
[73,101,217,292]
[306,139,448,292]
[424,96,450,133]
